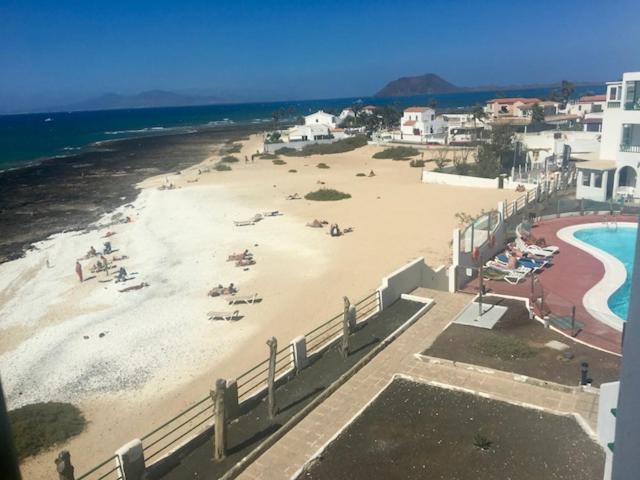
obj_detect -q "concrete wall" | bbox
[264,138,338,153]
[377,258,449,309]
[598,381,619,480]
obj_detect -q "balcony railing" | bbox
[620,144,640,153]
[624,102,640,111]
[607,101,621,109]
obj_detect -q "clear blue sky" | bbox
[1,0,639,111]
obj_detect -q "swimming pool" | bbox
[574,225,637,320]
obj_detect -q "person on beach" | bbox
[103,241,112,254]
[307,219,323,228]
[330,224,342,237]
[368,170,376,177]
[115,267,128,283]
[245,155,249,164]
[87,246,97,257]
[75,261,83,283]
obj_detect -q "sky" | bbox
[1,0,639,112]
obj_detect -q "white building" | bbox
[338,108,355,123]
[395,106,446,143]
[304,110,338,129]
[575,72,640,202]
[440,113,486,144]
[565,94,606,117]
[287,123,331,142]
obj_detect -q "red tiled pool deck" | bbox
[463,214,638,355]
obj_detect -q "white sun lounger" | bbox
[263,210,282,217]
[485,261,531,284]
[228,294,261,305]
[234,220,255,227]
[207,310,241,321]
[516,237,558,257]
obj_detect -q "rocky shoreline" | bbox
[0,123,265,263]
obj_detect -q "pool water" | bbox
[574,226,637,320]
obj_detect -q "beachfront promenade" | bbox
[238,288,600,479]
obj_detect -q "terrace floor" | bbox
[238,289,602,480]
[462,214,633,354]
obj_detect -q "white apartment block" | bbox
[575,72,640,202]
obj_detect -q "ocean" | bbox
[0,86,604,170]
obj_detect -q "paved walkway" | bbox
[238,289,600,479]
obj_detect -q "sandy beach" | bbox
[0,134,519,478]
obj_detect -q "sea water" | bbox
[0,85,603,170]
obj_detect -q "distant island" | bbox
[374,73,601,98]
[56,90,226,112]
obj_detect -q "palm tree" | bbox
[471,105,487,140]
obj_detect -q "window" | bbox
[582,171,591,186]
[610,87,618,100]
[594,172,603,188]
[625,81,640,110]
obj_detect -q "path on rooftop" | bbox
[238,288,601,480]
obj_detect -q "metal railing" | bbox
[76,455,123,480]
[140,394,214,463]
[72,290,381,477]
[607,101,621,109]
[620,144,640,153]
[354,291,381,322]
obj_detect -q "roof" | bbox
[573,159,616,170]
[305,110,333,118]
[403,120,417,126]
[488,97,540,104]
[363,105,377,110]
[405,106,429,112]
[584,117,603,124]
[579,94,606,103]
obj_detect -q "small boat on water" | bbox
[44,117,53,122]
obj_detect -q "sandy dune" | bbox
[0,135,518,478]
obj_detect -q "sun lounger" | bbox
[207,310,242,321]
[252,213,263,222]
[234,220,255,227]
[485,261,531,284]
[228,294,261,305]
[495,254,548,272]
[516,237,558,257]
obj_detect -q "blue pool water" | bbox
[574,226,637,320]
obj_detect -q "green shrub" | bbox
[9,402,86,459]
[409,159,425,168]
[221,155,239,163]
[372,146,420,160]
[222,143,242,154]
[475,333,537,360]
[273,159,287,165]
[317,163,330,169]
[288,169,298,173]
[356,172,366,177]
[279,136,368,157]
[473,433,492,450]
[214,162,232,171]
[305,188,351,201]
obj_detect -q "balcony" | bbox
[620,144,640,153]
[607,101,621,109]
[625,102,640,111]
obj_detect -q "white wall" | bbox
[377,258,449,308]
[598,381,619,480]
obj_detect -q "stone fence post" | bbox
[115,439,145,480]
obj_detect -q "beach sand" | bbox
[0,135,519,478]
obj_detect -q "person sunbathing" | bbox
[208,285,225,297]
[119,282,149,293]
[86,246,98,258]
[506,253,518,270]
[236,258,255,267]
[115,267,128,283]
[330,224,342,237]
[286,193,301,200]
[307,219,323,228]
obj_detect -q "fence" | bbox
[69,290,382,480]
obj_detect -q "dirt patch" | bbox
[298,378,605,480]
[424,297,620,387]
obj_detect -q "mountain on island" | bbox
[58,90,226,112]
[375,74,460,97]
[374,73,602,98]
